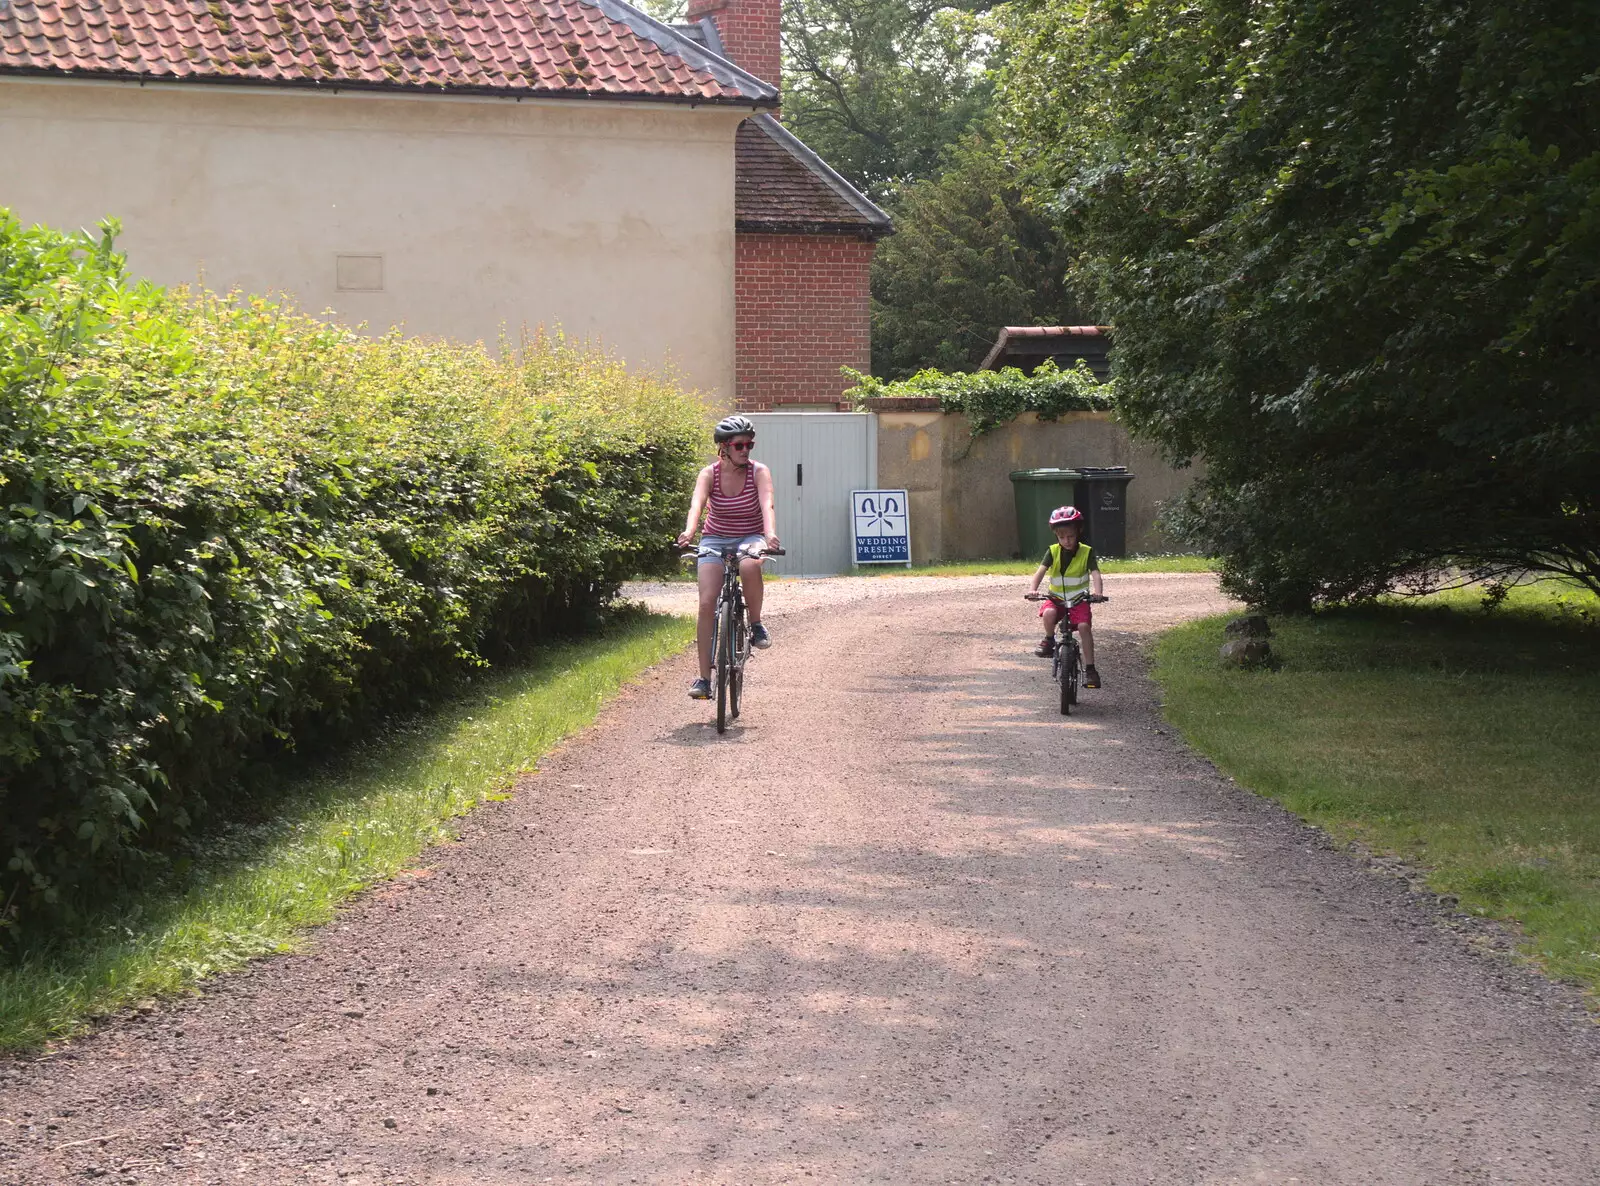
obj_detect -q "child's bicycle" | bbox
[1024,591,1108,715]
[684,542,785,733]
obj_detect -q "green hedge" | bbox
[843,359,1113,435]
[0,214,703,926]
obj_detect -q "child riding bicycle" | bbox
[1027,505,1106,689]
[676,415,780,700]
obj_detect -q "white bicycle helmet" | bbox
[713,415,756,443]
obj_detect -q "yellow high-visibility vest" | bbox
[1047,542,1094,601]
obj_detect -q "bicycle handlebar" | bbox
[1024,592,1108,604]
[679,545,787,558]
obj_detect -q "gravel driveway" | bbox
[2,574,1596,1184]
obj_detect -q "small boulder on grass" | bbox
[1221,613,1274,667]
[1224,614,1272,638]
[1220,637,1273,668]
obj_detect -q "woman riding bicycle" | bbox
[676,415,780,700]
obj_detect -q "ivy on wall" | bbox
[844,359,1113,436]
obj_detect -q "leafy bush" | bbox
[0,213,703,927]
[843,359,1112,435]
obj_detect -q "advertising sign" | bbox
[851,490,912,566]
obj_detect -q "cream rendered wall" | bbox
[876,410,1202,562]
[0,77,749,398]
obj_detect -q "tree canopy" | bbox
[777,0,1089,376]
[782,0,996,202]
[1001,0,1600,607]
[870,130,1085,377]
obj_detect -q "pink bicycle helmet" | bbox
[1049,505,1084,526]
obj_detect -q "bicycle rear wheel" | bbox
[715,597,733,733]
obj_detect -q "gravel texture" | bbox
[619,570,1225,626]
[2,573,1596,1185]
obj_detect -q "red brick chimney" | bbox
[687,0,781,92]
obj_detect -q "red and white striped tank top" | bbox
[703,462,764,536]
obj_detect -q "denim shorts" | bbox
[697,534,766,566]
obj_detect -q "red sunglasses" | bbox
[726,439,754,451]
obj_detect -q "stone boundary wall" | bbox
[872,407,1200,562]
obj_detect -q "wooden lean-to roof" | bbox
[981,326,1112,380]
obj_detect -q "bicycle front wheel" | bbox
[715,597,733,733]
[729,604,745,719]
[1061,640,1079,714]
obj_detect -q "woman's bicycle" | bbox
[1024,591,1108,715]
[685,543,785,733]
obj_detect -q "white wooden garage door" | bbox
[747,413,878,577]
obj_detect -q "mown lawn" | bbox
[0,610,693,1051]
[1153,582,1600,997]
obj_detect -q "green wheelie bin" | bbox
[1008,468,1083,560]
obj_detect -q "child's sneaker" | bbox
[1083,665,1101,689]
[1034,637,1056,658]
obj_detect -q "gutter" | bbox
[0,65,777,108]
[736,219,889,241]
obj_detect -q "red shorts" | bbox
[1040,601,1092,626]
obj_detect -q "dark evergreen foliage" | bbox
[871,131,1088,377]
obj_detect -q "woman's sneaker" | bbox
[689,677,712,699]
[1083,665,1101,689]
[750,622,772,649]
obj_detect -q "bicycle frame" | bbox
[712,548,751,673]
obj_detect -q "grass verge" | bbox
[1152,582,1600,998]
[0,610,693,1052]
[865,554,1217,577]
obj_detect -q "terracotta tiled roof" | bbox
[0,0,777,104]
[735,115,893,239]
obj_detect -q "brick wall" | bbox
[687,0,781,89]
[735,232,875,410]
